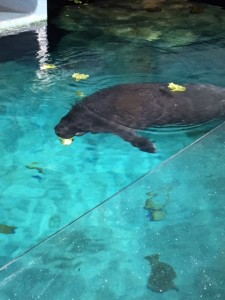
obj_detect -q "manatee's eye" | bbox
[75,132,85,136]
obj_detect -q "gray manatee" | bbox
[54,83,225,153]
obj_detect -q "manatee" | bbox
[145,254,178,293]
[55,83,225,153]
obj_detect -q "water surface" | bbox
[1,0,225,266]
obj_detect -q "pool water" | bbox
[1,121,225,299]
[1,0,225,267]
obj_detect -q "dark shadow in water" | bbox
[47,22,70,54]
[0,25,69,62]
[0,31,39,62]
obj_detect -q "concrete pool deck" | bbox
[0,0,47,37]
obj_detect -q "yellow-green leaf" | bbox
[168,82,186,92]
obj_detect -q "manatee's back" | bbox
[82,83,225,129]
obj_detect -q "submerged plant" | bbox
[25,162,45,174]
[0,224,17,234]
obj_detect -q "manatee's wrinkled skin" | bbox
[55,83,225,153]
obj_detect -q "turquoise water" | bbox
[1,122,225,299]
[1,0,225,268]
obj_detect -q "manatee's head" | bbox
[54,111,86,145]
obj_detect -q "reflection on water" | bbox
[1,0,225,266]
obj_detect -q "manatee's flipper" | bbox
[131,135,156,153]
[115,129,156,153]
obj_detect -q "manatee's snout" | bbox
[54,121,86,147]
[54,124,64,137]
[54,123,73,138]
[55,124,85,137]
[54,123,74,146]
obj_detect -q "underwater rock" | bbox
[152,210,166,221]
[145,254,178,293]
[144,190,169,221]
[191,0,225,9]
[144,198,165,211]
[0,224,17,234]
[189,3,205,14]
[144,199,166,221]
[142,0,165,12]
[55,0,225,49]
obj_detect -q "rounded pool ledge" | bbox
[0,0,47,37]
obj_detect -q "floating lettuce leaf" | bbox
[40,64,57,70]
[72,73,89,81]
[168,82,186,92]
[60,138,74,146]
[76,90,86,97]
